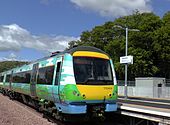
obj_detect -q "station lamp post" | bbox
[114,25,139,99]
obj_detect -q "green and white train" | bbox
[0,46,118,120]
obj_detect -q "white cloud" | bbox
[0,24,79,53]
[0,52,30,62]
[70,0,152,17]
[0,53,17,61]
[8,53,17,60]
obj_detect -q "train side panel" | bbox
[35,57,58,101]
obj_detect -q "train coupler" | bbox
[88,104,106,121]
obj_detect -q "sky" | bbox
[0,0,169,61]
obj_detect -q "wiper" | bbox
[101,80,113,85]
[99,80,108,85]
[97,79,113,85]
[84,77,94,84]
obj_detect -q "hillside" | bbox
[0,61,29,73]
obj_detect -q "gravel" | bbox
[0,94,121,125]
[0,94,56,125]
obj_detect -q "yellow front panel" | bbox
[73,51,109,60]
[77,85,113,100]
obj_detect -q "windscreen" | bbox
[73,57,113,85]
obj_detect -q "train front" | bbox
[56,47,117,119]
[72,50,117,116]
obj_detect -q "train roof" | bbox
[0,46,109,74]
[33,46,109,64]
[65,46,108,55]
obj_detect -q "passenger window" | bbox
[12,71,31,83]
[37,65,55,85]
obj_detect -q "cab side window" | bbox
[6,75,10,82]
[55,62,61,85]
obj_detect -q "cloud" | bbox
[0,53,17,61]
[0,52,30,62]
[8,53,17,60]
[70,0,152,17]
[0,24,79,53]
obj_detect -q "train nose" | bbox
[76,85,114,100]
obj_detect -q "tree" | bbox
[0,61,28,73]
[68,11,170,80]
[151,11,170,78]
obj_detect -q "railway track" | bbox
[0,93,121,125]
[0,94,54,125]
[2,93,170,125]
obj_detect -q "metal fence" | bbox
[117,80,135,86]
[118,80,170,99]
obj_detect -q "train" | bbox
[0,46,118,121]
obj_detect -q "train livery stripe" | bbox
[73,51,109,60]
[76,85,114,100]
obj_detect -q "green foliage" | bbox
[0,61,28,73]
[68,11,170,80]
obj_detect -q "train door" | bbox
[30,63,39,97]
[53,56,63,102]
[9,71,13,90]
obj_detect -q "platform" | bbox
[118,97,170,125]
